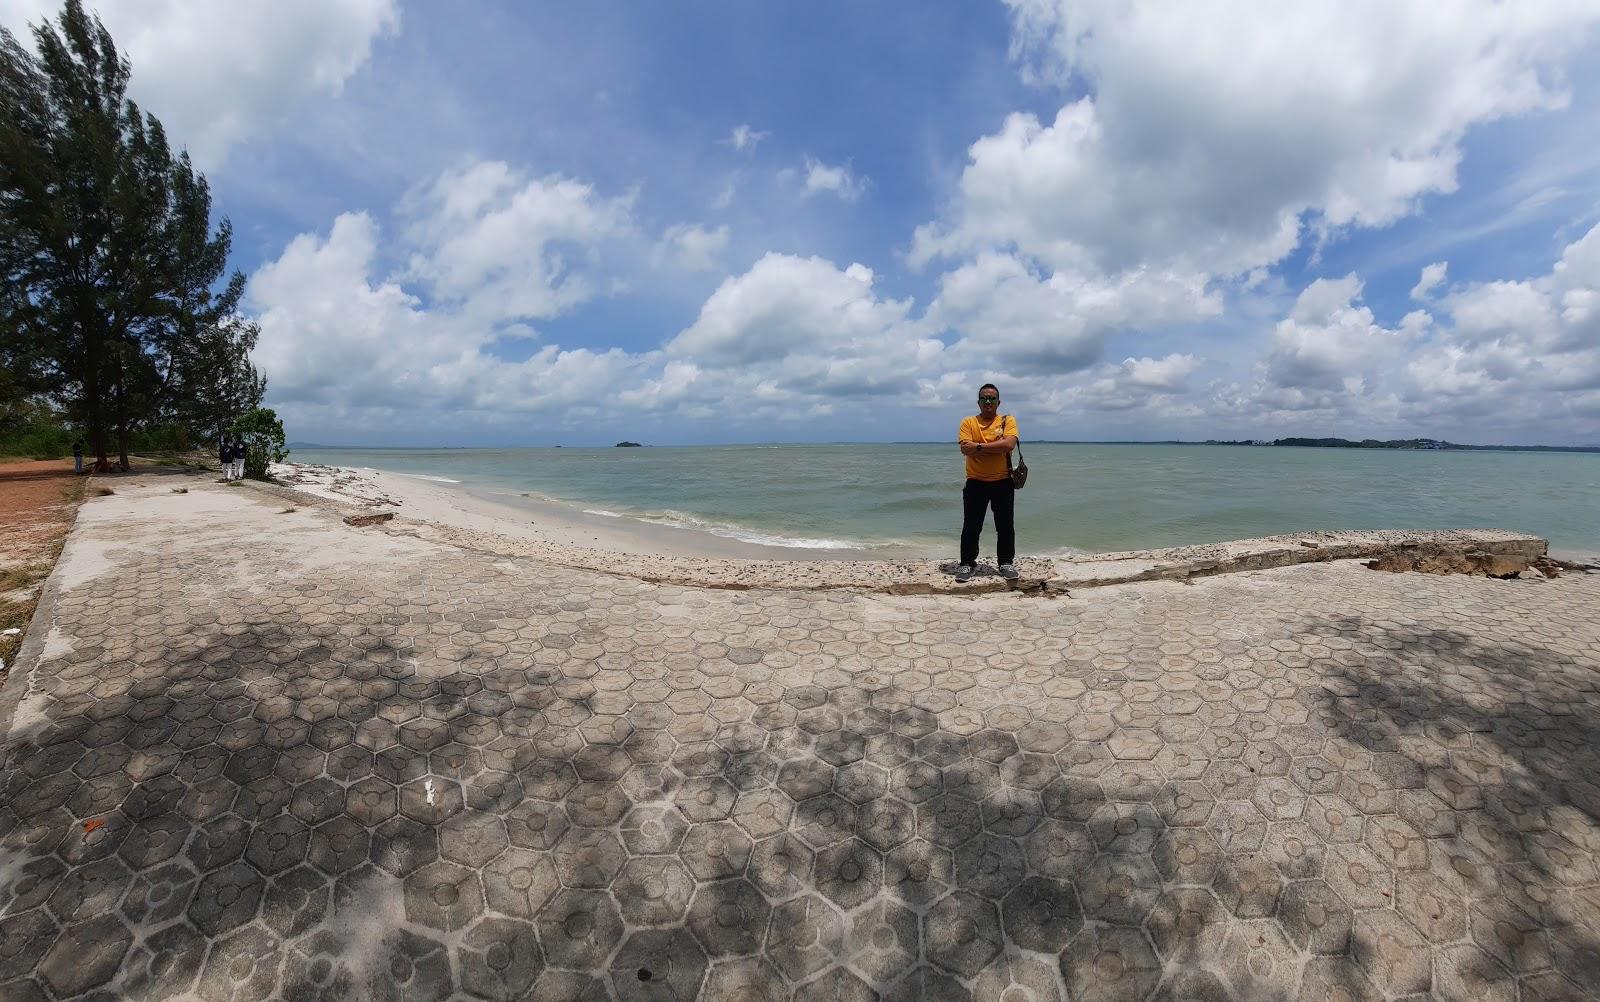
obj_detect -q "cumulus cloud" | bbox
[250,161,649,429]
[651,223,730,273]
[1262,275,1422,397]
[800,159,866,201]
[399,161,637,330]
[665,253,940,398]
[1410,262,1449,301]
[1408,220,1600,404]
[914,0,1599,277]
[930,253,1220,373]
[2,0,399,169]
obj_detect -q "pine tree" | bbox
[0,1,264,470]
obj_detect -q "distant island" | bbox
[1201,437,1600,453]
[615,441,643,448]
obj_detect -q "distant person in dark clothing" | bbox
[219,437,233,480]
[955,383,1019,582]
[72,439,84,475]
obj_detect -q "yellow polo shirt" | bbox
[958,414,1017,481]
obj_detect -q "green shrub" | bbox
[229,408,289,479]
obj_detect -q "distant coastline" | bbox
[892,437,1600,454]
[293,438,1600,452]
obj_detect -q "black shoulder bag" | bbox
[1004,415,1028,489]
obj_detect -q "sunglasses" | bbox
[977,396,999,404]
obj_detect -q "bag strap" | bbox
[1001,415,1022,468]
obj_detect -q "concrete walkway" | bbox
[0,474,1597,1000]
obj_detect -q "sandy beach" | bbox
[270,462,895,560]
[264,461,1571,595]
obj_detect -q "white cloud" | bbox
[665,253,940,399]
[1410,262,1449,301]
[399,161,637,329]
[249,211,643,422]
[1263,275,1419,395]
[1121,354,1202,392]
[1035,354,1205,414]
[651,223,730,273]
[726,124,769,152]
[1407,220,1600,404]
[930,252,1220,373]
[3,0,399,169]
[914,1,1599,277]
[801,159,866,202]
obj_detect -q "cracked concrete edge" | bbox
[223,475,1554,598]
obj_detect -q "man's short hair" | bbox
[979,383,999,396]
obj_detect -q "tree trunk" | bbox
[83,320,111,473]
[113,351,130,471]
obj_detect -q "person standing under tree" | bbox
[72,439,84,475]
[955,383,1019,582]
[219,436,233,480]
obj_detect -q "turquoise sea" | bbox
[292,444,1600,558]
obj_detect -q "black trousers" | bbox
[960,477,1015,565]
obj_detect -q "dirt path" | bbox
[0,458,85,680]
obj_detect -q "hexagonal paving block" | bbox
[813,838,883,910]
[1218,919,1300,1000]
[701,958,788,1002]
[687,878,771,958]
[505,799,571,850]
[551,825,626,889]
[438,809,510,868]
[1002,875,1082,953]
[613,856,696,926]
[402,859,483,933]
[1059,924,1161,1002]
[612,928,708,1002]
[261,865,329,939]
[459,917,545,1001]
[188,861,265,937]
[1076,852,1162,927]
[846,896,919,985]
[683,821,755,882]
[369,816,439,877]
[1144,887,1227,963]
[924,891,1002,978]
[1396,869,1469,944]
[766,893,844,983]
[37,913,131,998]
[194,922,282,1002]
[118,919,207,999]
[1350,906,1432,995]
[1277,878,1353,955]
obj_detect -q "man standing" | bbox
[955,383,1018,582]
[71,439,83,475]
[219,436,233,480]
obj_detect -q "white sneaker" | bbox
[954,564,975,582]
[999,563,1019,580]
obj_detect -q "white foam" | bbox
[583,509,624,518]
[394,473,462,484]
[633,509,864,550]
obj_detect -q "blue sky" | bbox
[10,0,1600,446]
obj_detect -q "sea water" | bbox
[292,444,1600,557]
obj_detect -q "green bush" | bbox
[229,408,289,479]
[0,410,74,460]
[131,424,193,452]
